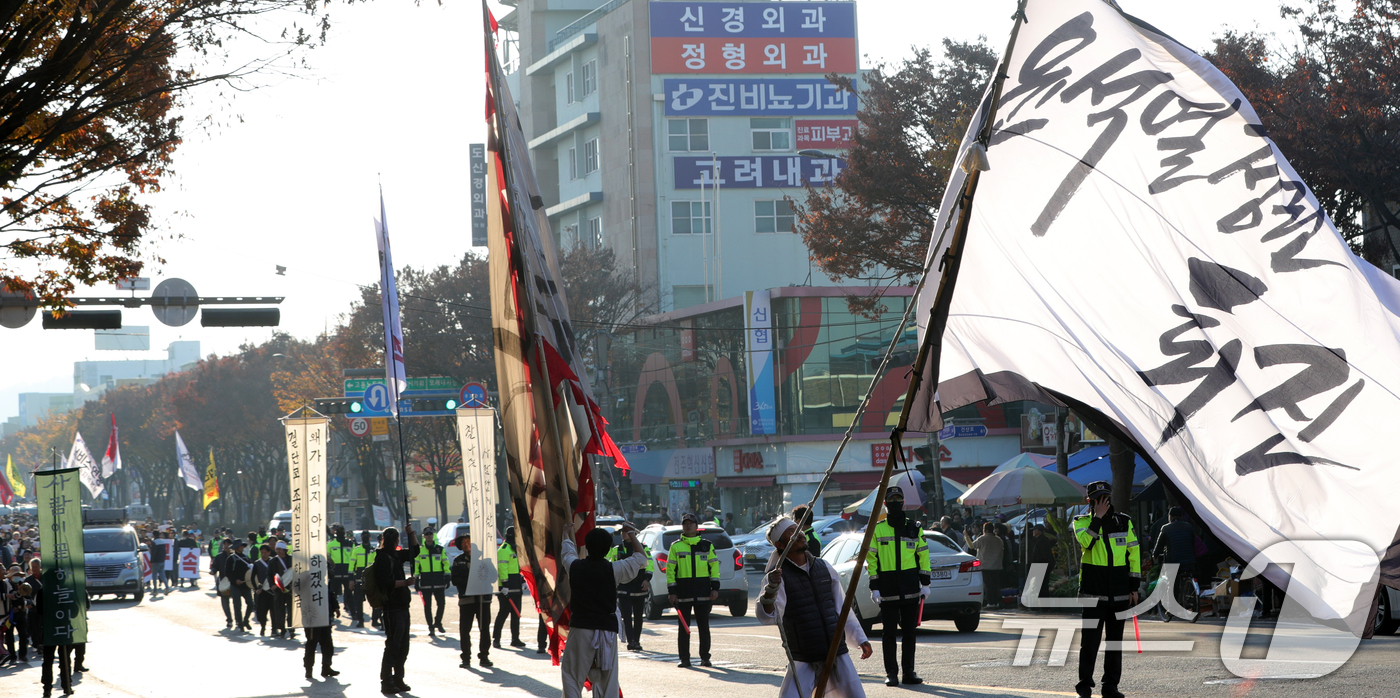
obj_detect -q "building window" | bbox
[668,118,709,152]
[755,199,795,233]
[583,138,599,174]
[587,216,603,249]
[751,117,791,151]
[566,72,574,103]
[567,147,577,180]
[671,200,712,235]
[582,60,597,97]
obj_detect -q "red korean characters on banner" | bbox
[652,38,855,74]
[795,119,857,151]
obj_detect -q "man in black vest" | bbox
[559,523,646,698]
[757,517,872,698]
[225,539,254,633]
[450,530,493,669]
[373,525,420,695]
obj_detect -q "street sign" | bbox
[330,476,344,490]
[362,383,392,414]
[371,418,389,442]
[349,418,369,437]
[619,443,647,455]
[937,424,988,440]
[344,376,458,394]
[461,382,488,407]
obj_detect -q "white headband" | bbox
[767,518,797,547]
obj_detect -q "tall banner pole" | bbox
[455,407,500,596]
[37,467,87,647]
[283,412,330,628]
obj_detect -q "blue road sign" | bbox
[461,382,488,407]
[619,443,647,455]
[938,425,988,440]
[330,476,344,490]
[363,383,391,413]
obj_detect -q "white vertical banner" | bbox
[284,416,330,628]
[744,290,776,435]
[455,407,499,596]
[174,431,201,491]
[375,191,407,417]
[69,432,104,498]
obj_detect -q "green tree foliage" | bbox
[790,40,997,314]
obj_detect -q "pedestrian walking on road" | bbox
[349,530,376,628]
[224,540,254,633]
[757,517,872,698]
[1073,481,1141,698]
[149,531,169,591]
[373,525,420,695]
[607,531,653,651]
[1027,524,1058,601]
[493,526,525,649]
[32,564,72,698]
[212,537,234,627]
[275,542,296,639]
[560,524,647,698]
[866,487,930,686]
[450,530,492,668]
[176,530,199,588]
[967,523,1004,608]
[303,616,337,680]
[667,513,719,668]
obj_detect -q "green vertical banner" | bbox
[38,467,87,645]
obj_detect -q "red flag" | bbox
[101,413,121,478]
[0,469,13,506]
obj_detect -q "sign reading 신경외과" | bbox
[650,2,856,74]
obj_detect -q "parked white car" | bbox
[820,530,983,632]
[638,524,749,619]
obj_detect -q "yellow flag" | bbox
[202,450,220,509]
[6,455,25,499]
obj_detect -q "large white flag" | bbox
[909,0,1400,634]
[175,431,201,491]
[69,432,103,498]
[375,191,407,417]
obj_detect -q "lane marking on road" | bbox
[917,682,1082,696]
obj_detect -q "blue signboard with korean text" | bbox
[664,78,855,117]
[674,155,846,189]
[650,2,856,38]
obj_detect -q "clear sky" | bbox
[0,0,1298,422]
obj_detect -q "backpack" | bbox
[362,563,387,610]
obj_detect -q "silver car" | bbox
[638,524,749,619]
[821,530,983,632]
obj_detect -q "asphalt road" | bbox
[2,568,1397,698]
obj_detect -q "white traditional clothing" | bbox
[757,555,870,698]
[559,537,647,698]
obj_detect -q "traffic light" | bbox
[42,310,122,329]
[315,398,363,415]
[201,308,280,327]
[410,396,458,412]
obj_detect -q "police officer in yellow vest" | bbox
[493,526,526,649]
[347,530,376,628]
[1074,480,1141,698]
[867,486,930,686]
[667,512,719,668]
[414,538,451,636]
[608,530,654,651]
[326,524,349,621]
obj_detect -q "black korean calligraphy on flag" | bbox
[455,407,499,595]
[482,1,630,662]
[907,0,1400,635]
[283,415,330,628]
[38,467,87,645]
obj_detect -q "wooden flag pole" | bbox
[811,2,1030,695]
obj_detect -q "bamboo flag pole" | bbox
[811,2,1031,695]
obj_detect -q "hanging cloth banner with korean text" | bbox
[203,450,221,510]
[38,467,87,645]
[283,415,330,628]
[456,407,500,596]
[906,0,1400,636]
[483,5,631,661]
[69,432,103,499]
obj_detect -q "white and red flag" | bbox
[101,413,121,478]
[375,190,407,417]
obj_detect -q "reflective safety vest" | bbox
[608,543,654,596]
[867,519,930,600]
[349,544,374,572]
[1073,512,1141,599]
[498,543,520,583]
[328,539,347,565]
[666,535,719,602]
[209,539,221,558]
[414,547,449,575]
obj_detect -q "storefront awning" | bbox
[717,475,775,488]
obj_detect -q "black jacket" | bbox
[373,543,420,610]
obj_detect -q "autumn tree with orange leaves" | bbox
[0,0,335,307]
